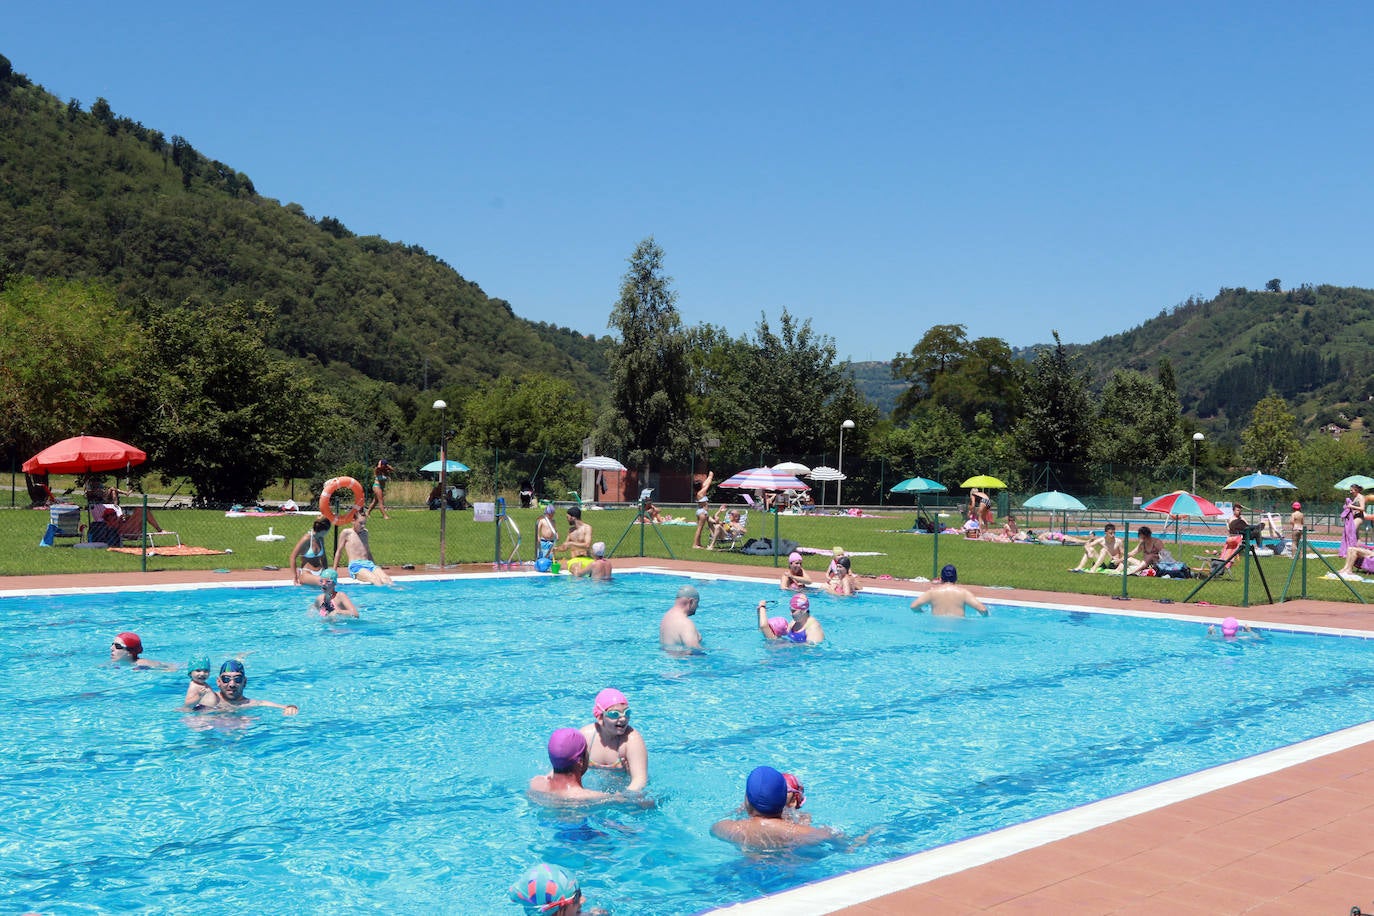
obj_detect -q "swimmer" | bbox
[332,509,393,586]
[212,660,298,715]
[826,555,859,596]
[758,594,824,644]
[583,542,612,580]
[779,551,811,590]
[659,584,703,651]
[290,516,332,586]
[1207,615,1261,641]
[910,565,989,617]
[182,653,219,709]
[312,569,359,619]
[536,505,558,560]
[508,862,609,916]
[527,728,615,803]
[109,631,177,670]
[711,766,840,849]
[555,506,593,559]
[579,687,647,791]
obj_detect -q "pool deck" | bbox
[7,560,1374,915]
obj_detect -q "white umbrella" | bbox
[772,461,811,475]
[575,456,627,472]
[806,466,846,481]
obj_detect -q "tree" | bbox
[461,373,593,455]
[1239,394,1299,472]
[0,276,141,458]
[1013,332,1095,471]
[1266,278,1282,293]
[1089,370,1182,470]
[891,325,1022,427]
[601,238,690,468]
[135,299,334,503]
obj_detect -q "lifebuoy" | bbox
[320,477,365,526]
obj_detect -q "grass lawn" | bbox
[2,502,1365,608]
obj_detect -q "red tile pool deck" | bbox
[8,559,1374,915]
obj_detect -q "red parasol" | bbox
[22,435,147,475]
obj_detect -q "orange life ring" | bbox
[320,477,365,526]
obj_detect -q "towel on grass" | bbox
[109,545,229,557]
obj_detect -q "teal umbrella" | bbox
[1334,475,1374,491]
[890,477,947,494]
[1021,490,1086,511]
[421,459,470,474]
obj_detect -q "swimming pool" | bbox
[4,572,1372,915]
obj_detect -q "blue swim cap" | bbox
[745,765,788,816]
[219,659,247,685]
[187,653,210,676]
[319,569,338,583]
[509,862,580,912]
[941,564,958,583]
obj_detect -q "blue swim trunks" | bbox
[349,559,377,576]
[538,539,555,559]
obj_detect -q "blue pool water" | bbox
[3,573,1372,915]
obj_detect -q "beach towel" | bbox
[109,545,230,557]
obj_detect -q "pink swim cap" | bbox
[788,551,803,564]
[593,687,628,716]
[1221,616,1239,637]
[789,593,810,613]
[767,616,789,636]
[1292,502,1301,510]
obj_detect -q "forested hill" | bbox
[1070,285,1374,432]
[0,55,610,398]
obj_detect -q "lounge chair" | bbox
[710,510,748,550]
[38,504,83,547]
[114,506,181,547]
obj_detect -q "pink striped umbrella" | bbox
[717,467,810,491]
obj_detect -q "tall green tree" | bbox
[1013,332,1095,469]
[135,299,334,503]
[0,276,141,457]
[601,238,690,468]
[1240,394,1299,472]
[1089,370,1182,470]
[891,324,1022,427]
[461,373,592,455]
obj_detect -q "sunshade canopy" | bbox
[1142,490,1223,518]
[771,461,811,475]
[890,476,947,494]
[575,456,627,471]
[1334,475,1374,490]
[1224,473,1296,490]
[806,466,846,481]
[718,467,810,490]
[420,459,470,474]
[22,435,146,475]
[1022,490,1087,511]
[961,475,1007,488]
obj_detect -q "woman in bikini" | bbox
[289,516,332,586]
[369,459,394,520]
[578,687,648,792]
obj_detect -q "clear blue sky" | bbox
[9,2,1374,362]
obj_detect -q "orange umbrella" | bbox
[22,435,147,475]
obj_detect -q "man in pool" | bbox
[332,508,393,586]
[659,584,703,651]
[711,765,839,849]
[555,506,593,560]
[579,687,647,791]
[910,565,989,617]
[212,660,299,716]
[584,542,612,580]
[109,631,177,670]
[527,727,615,802]
[757,593,824,644]
[312,569,359,619]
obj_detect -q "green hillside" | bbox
[0,55,610,399]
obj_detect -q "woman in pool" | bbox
[758,594,824,644]
[579,688,648,792]
[779,551,811,590]
[311,570,359,619]
[289,516,332,586]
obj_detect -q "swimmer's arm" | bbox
[331,539,346,570]
[248,699,299,716]
[966,592,989,616]
[756,601,776,638]
[288,534,308,580]
[625,733,649,792]
[333,594,360,617]
[135,658,182,671]
[909,594,930,613]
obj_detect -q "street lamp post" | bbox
[1192,432,1205,492]
[837,419,855,508]
[434,399,448,568]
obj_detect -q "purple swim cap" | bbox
[789,593,810,613]
[547,728,587,772]
[593,687,628,716]
[1221,616,1239,637]
[745,765,788,816]
[767,616,789,636]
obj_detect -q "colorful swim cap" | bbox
[509,862,580,913]
[187,653,210,675]
[1292,501,1302,510]
[547,728,587,772]
[832,546,845,557]
[117,632,143,656]
[219,659,247,684]
[544,505,555,515]
[745,765,788,816]
[788,551,803,564]
[1221,616,1239,637]
[319,569,338,584]
[767,616,789,637]
[783,772,805,808]
[789,593,810,613]
[593,687,628,716]
[940,564,958,583]
[592,541,606,558]
[676,584,700,602]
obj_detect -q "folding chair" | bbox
[114,506,181,548]
[711,510,749,550]
[38,504,84,546]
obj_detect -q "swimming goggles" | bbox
[601,708,630,721]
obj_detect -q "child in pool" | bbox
[182,654,219,710]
